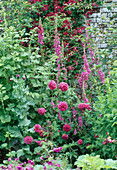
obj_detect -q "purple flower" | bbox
[53,147,62,152]
[16,166,23,170]
[8,157,11,162]
[47,161,53,166]
[37,24,44,45]
[56,163,61,167]
[28,160,34,165]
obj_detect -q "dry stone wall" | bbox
[88,0,117,64]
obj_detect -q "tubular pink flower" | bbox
[37,24,44,45]
[98,68,105,83]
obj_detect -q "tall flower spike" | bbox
[37,18,44,45]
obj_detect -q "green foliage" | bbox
[90,61,117,159]
[75,154,117,170]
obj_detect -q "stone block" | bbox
[101,43,107,48]
[90,18,97,22]
[97,18,102,23]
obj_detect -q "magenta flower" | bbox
[16,166,23,170]
[34,124,41,132]
[8,164,13,169]
[63,124,71,132]
[37,108,46,115]
[53,147,62,152]
[59,82,69,92]
[62,134,68,139]
[48,80,57,90]
[36,140,42,146]
[37,24,44,45]
[56,163,61,167]
[98,68,105,83]
[1,166,5,170]
[103,141,106,145]
[8,157,11,162]
[58,101,68,111]
[24,136,33,144]
[28,160,34,165]
[78,103,90,111]
[47,161,53,166]
[77,139,83,145]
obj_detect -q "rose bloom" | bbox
[58,101,68,111]
[62,134,68,139]
[34,124,41,132]
[37,108,46,115]
[78,103,90,111]
[77,139,83,145]
[24,136,33,144]
[63,124,71,132]
[48,80,57,90]
[59,82,69,91]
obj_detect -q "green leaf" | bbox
[19,117,31,126]
[1,143,8,148]
[34,146,42,154]
[6,84,11,91]
[34,165,43,170]
[8,126,23,139]
[0,115,11,123]
[106,159,117,169]
[17,149,24,157]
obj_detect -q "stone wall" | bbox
[88,0,117,63]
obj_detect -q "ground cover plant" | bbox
[0,0,117,169]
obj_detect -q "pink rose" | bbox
[78,103,90,111]
[34,124,41,132]
[37,108,46,115]
[59,82,68,92]
[63,124,71,132]
[77,139,83,145]
[62,134,68,139]
[58,101,68,111]
[24,136,33,144]
[48,80,57,90]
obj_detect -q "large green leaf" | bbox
[0,115,11,123]
[8,126,23,139]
